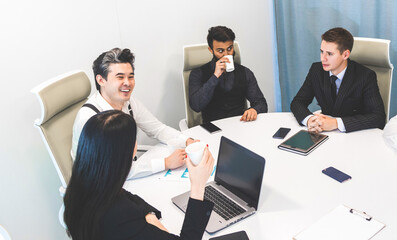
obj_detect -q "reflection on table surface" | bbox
[124,112,397,240]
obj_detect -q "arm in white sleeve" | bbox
[336,117,346,132]
[127,146,168,179]
[131,97,188,144]
[302,115,313,127]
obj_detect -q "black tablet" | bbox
[278,130,328,156]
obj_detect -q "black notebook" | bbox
[278,130,328,156]
[209,231,249,240]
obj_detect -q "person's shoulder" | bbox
[348,59,374,74]
[75,96,98,122]
[192,60,212,72]
[347,60,377,83]
[310,61,323,70]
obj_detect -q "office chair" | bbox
[0,224,11,240]
[349,37,394,121]
[32,71,153,227]
[180,42,241,130]
[31,70,91,228]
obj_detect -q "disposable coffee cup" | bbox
[185,142,206,166]
[166,138,183,154]
[225,55,234,72]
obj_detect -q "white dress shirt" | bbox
[383,115,397,154]
[71,91,189,179]
[302,67,347,132]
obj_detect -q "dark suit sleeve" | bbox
[244,68,268,113]
[103,196,213,240]
[126,192,162,219]
[290,64,317,125]
[341,70,386,132]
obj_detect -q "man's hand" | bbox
[307,115,323,132]
[308,114,338,132]
[240,108,257,122]
[165,149,186,169]
[315,113,338,131]
[214,57,230,78]
[186,138,200,146]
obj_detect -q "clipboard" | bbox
[293,205,385,240]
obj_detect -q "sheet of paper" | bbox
[294,205,385,240]
[159,165,216,181]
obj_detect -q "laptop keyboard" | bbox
[204,185,246,220]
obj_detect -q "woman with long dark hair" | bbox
[64,110,214,240]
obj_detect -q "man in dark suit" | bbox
[291,27,385,133]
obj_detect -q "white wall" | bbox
[0,0,276,239]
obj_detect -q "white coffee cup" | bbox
[185,142,206,166]
[166,138,183,154]
[225,55,234,72]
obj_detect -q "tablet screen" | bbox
[282,130,326,151]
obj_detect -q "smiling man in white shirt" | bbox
[72,48,197,179]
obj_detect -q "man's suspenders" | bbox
[82,103,134,117]
[81,103,136,160]
[82,103,100,113]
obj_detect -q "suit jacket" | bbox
[291,59,385,132]
[102,190,213,240]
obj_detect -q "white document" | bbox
[294,205,385,240]
[159,165,216,181]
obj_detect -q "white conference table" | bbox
[124,112,397,239]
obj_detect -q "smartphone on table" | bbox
[272,127,291,139]
[322,167,352,183]
[200,122,222,134]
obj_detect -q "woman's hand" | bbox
[186,146,214,200]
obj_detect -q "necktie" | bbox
[330,75,338,103]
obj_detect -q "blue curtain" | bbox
[274,0,397,118]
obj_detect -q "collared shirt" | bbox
[71,91,189,179]
[302,66,348,132]
[329,67,347,94]
[189,59,268,114]
[383,115,397,154]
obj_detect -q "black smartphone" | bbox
[200,122,222,134]
[322,167,352,183]
[209,230,249,240]
[272,127,291,139]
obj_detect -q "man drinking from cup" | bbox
[189,26,268,123]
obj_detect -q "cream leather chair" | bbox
[0,224,12,240]
[349,37,394,121]
[180,42,241,130]
[31,70,91,227]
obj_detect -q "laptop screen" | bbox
[214,136,265,209]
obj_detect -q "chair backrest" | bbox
[31,71,91,188]
[182,42,241,128]
[349,37,394,120]
[0,224,12,240]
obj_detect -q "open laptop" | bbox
[172,136,265,234]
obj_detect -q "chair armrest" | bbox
[179,118,188,131]
[137,144,153,152]
[59,186,66,197]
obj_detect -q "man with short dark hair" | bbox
[72,48,198,179]
[291,27,385,133]
[189,26,268,123]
